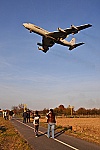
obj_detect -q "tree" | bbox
[58,105,65,114]
[12,103,24,115]
[76,108,87,115]
[54,107,59,115]
[42,108,49,115]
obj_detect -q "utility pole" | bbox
[68,105,74,116]
[23,104,27,112]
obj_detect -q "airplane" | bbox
[23,23,92,53]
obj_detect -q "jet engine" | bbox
[38,47,49,53]
[71,25,78,30]
[71,25,79,34]
[57,27,66,33]
[38,47,44,51]
[37,43,42,46]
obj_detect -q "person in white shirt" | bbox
[33,111,40,137]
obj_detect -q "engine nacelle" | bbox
[38,47,44,51]
[71,25,79,34]
[37,43,42,46]
[71,25,78,30]
[38,47,49,53]
[57,27,66,33]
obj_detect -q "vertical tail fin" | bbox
[70,38,76,45]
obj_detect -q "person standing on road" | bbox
[9,110,14,120]
[23,111,27,123]
[33,110,40,137]
[4,110,7,120]
[26,110,30,123]
[46,109,56,139]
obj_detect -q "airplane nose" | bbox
[23,23,26,27]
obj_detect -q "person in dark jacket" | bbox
[23,111,27,123]
[46,109,56,138]
[26,110,30,123]
[9,110,14,120]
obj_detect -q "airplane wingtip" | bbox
[88,24,92,27]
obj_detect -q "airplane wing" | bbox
[47,24,92,39]
[64,24,92,34]
[38,36,55,53]
[47,31,67,40]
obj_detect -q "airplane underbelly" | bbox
[43,37,55,47]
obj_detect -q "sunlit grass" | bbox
[0,117,32,150]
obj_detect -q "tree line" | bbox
[12,104,100,116]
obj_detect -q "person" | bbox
[33,111,40,137]
[4,110,7,120]
[46,109,56,139]
[26,110,30,123]
[9,110,14,120]
[23,111,27,123]
[3,110,5,118]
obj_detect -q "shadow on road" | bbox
[38,132,47,137]
[38,126,72,138]
[54,126,72,138]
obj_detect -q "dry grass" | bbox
[40,117,100,145]
[0,117,32,150]
[0,116,99,149]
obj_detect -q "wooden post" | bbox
[24,104,27,112]
[68,105,74,116]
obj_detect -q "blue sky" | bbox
[0,0,100,110]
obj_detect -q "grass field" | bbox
[0,117,32,150]
[40,117,100,145]
[0,117,100,149]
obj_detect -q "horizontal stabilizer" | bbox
[69,42,84,50]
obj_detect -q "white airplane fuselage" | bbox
[23,23,49,36]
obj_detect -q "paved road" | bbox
[11,118,100,150]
